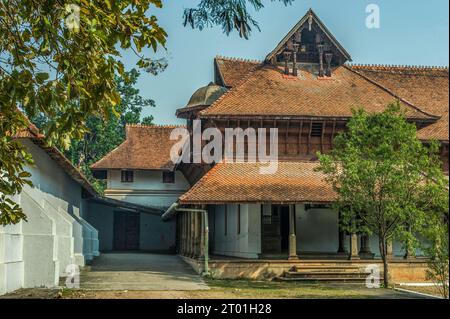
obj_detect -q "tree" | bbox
[1,0,295,224]
[425,223,449,299]
[64,69,155,193]
[317,102,449,287]
[421,188,449,298]
[0,0,167,225]
[183,0,294,39]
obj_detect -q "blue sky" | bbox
[121,0,449,125]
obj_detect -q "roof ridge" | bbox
[217,160,321,165]
[344,65,441,120]
[215,55,262,64]
[200,63,265,116]
[125,123,186,129]
[348,63,449,71]
[347,63,449,76]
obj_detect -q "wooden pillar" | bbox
[194,212,201,258]
[338,230,347,254]
[188,212,193,257]
[349,233,360,260]
[200,209,206,259]
[176,214,180,254]
[186,213,190,257]
[288,205,299,260]
[184,213,189,256]
[337,211,347,254]
[181,213,186,255]
[359,234,374,259]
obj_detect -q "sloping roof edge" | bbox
[30,138,98,196]
[345,65,441,120]
[88,196,164,215]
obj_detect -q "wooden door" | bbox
[261,205,282,254]
[113,211,140,250]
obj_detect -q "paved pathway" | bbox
[79,253,209,291]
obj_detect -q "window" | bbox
[310,122,324,137]
[121,170,134,183]
[237,205,241,234]
[162,171,175,183]
[224,205,228,236]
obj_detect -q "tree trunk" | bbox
[379,235,390,287]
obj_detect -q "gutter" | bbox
[162,203,210,276]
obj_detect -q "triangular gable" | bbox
[265,9,351,65]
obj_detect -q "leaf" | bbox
[35,72,49,84]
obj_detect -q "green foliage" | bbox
[0,0,296,224]
[184,0,294,39]
[421,192,449,298]
[0,0,166,225]
[33,69,154,194]
[0,114,33,224]
[317,102,449,287]
[425,225,449,299]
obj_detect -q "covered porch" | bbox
[170,202,407,262]
[164,161,416,264]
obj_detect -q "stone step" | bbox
[274,276,368,283]
[285,271,370,279]
[289,265,361,270]
[291,269,363,273]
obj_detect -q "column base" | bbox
[348,254,361,260]
[288,255,299,261]
[359,251,375,259]
[404,252,416,260]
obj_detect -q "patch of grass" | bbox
[203,278,398,299]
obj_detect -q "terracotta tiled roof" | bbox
[179,161,336,204]
[201,63,438,121]
[215,56,261,87]
[91,124,185,171]
[348,64,449,142]
[5,110,44,138]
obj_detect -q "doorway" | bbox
[279,206,290,252]
[261,205,290,255]
[113,211,140,251]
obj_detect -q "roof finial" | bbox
[308,11,313,31]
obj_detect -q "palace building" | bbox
[90,9,448,280]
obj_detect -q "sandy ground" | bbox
[79,253,208,291]
[0,253,434,299]
[1,281,427,299]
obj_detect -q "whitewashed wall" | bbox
[0,139,99,295]
[212,204,261,258]
[105,170,190,209]
[295,204,339,253]
[295,204,408,256]
[207,203,413,259]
